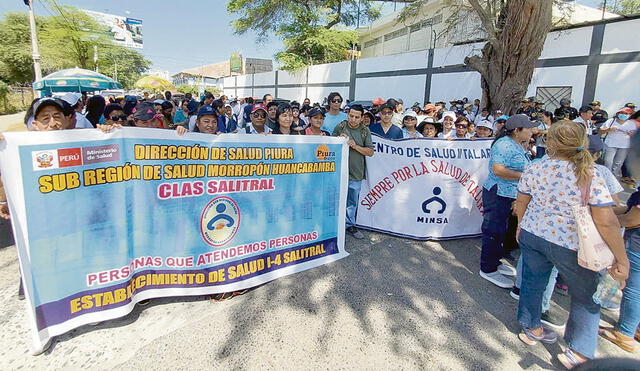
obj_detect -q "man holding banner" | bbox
[332,104,374,240]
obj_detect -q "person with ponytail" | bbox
[515,120,629,368]
[480,114,538,289]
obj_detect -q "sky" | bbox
[0,0,604,76]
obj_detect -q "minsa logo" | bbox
[315,144,335,161]
[57,148,82,168]
[200,196,241,247]
[417,187,449,224]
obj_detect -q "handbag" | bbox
[571,174,615,271]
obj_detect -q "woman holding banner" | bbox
[479,115,538,289]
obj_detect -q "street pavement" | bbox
[0,230,637,370]
[0,111,26,132]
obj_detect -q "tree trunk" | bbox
[465,0,553,115]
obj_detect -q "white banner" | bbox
[356,135,492,240]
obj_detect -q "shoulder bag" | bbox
[572,174,615,271]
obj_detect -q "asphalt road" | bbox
[0,229,636,370]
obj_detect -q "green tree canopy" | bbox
[603,0,640,16]
[0,5,150,89]
[227,0,381,70]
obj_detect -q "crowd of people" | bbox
[1,90,639,366]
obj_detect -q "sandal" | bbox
[518,327,558,345]
[557,349,587,370]
[211,289,249,302]
[211,292,234,302]
[599,327,636,352]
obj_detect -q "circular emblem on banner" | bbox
[315,144,335,161]
[200,196,240,247]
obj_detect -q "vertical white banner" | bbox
[356,136,492,240]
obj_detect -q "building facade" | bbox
[358,1,618,58]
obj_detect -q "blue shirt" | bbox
[173,110,188,124]
[369,122,403,140]
[484,136,531,199]
[321,111,348,133]
[217,115,228,133]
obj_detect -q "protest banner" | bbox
[0,128,349,352]
[356,135,492,240]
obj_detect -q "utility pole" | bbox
[26,0,42,92]
[94,45,99,72]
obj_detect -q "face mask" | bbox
[618,114,630,121]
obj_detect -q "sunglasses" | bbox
[109,114,127,121]
[252,112,266,118]
[455,124,468,128]
[331,99,343,103]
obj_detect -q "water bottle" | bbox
[593,273,620,306]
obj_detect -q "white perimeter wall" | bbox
[221,19,638,112]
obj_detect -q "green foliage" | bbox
[177,84,198,95]
[604,0,640,16]
[0,12,44,84]
[228,0,380,70]
[276,27,358,71]
[0,5,150,89]
[0,80,9,112]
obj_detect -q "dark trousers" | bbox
[481,185,515,273]
[622,158,631,178]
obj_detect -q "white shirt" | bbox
[391,112,404,128]
[188,115,198,132]
[465,113,476,122]
[602,118,636,149]
[74,112,94,129]
[573,116,595,135]
[240,123,272,135]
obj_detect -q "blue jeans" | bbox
[518,229,601,359]
[618,229,640,337]
[481,185,514,273]
[346,180,362,228]
[516,255,558,312]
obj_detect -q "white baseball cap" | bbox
[60,92,81,106]
[477,119,493,130]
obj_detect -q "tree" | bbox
[400,0,553,114]
[0,3,150,89]
[97,46,151,90]
[227,0,381,71]
[0,12,48,84]
[176,84,198,95]
[603,0,640,16]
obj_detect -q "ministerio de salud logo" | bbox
[200,196,241,247]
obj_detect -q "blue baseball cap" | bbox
[495,115,510,122]
[197,105,217,118]
[308,107,325,118]
[187,100,199,114]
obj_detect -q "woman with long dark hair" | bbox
[85,95,106,127]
